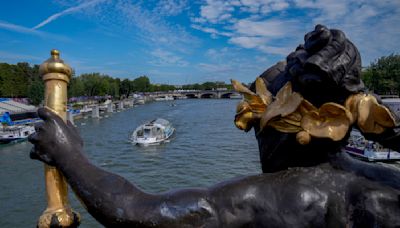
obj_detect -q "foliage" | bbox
[132,76,151,92]
[362,54,400,95]
[0,62,235,105]
[28,79,44,105]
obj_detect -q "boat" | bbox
[382,98,400,119]
[344,130,400,162]
[130,118,175,146]
[0,124,35,144]
[136,98,145,105]
[230,93,243,99]
[154,95,174,101]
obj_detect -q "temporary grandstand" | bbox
[0,98,37,115]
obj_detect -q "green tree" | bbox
[120,79,132,98]
[362,54,400,95]
[132,76,151,92]
[28,79,44,105]
[68,77,85,97]
[80,73,105,96]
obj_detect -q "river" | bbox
[0,99,261,227]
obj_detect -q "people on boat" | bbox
[29,25,400,227]
[131,118,175,145]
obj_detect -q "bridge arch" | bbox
[220,92,242,99]
[185,94,198,99]
[200,92,217,98]
[220,92,233,98]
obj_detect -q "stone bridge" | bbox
[149,90,242,99]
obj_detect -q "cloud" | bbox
[233,19,296,38]
[149,49,189,67]
[0,20,69,41]
[293,0,349,23]
[292,0,400,65]
[33,0,106,30]
[0,21,43,35]
[191,0,301,56]
[191,0,400,63]
[191,24,233,37]
[44,1,199,53]
[199,0,234,23]
[198,62,234,73]
[258,45,292,56]
[229,36,268,49]
[0,50,42,62]
[154,0,188,16]
[115,0,199,49]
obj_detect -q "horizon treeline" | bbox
[0,54,399,105]
[0,63,233,105]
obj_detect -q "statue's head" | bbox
[259,25,365,107]
[235,25,368,172]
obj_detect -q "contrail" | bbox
[32,0,105,30]
[0,20,70,41]
[0,20,41,34]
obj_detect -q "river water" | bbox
[0,99,261,227]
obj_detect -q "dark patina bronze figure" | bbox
[29,25,400,227]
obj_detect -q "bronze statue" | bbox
[29,25,400,227]
[233,24,399,174]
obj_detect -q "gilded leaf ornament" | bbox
[232,78,396,145]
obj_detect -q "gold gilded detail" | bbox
[260,82,302,131]
[38,50,80,227]
[301,103,352,141]
[231,79,268,132]
[38,207,81,228]
[39,50,72,79]
[345,93,396,134]
[232,78,396,144]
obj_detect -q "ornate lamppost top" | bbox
[39,49,72,83]
[36,49,80,228]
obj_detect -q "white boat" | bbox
[136,98,145,105]
[230,93,243,99]
[131,118,175,146]
[344,130,400,162]
[0,125,35,144]
[154,95,174,101]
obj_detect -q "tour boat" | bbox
[0,125,35,144]
[130,118,175,146]
[344,130,400,162]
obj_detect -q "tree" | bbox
[68,77,85,97]
[120,79,131,98]
[28,80,44,105]
[362,54,400,95]
[132,76,151,92]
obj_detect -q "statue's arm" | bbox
[28,108,336,227]
[29,108,220,227]
[58,153,217,227]
[53,153,333,228]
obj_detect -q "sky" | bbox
[0,0,399,85]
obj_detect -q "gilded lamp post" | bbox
[38,50,80,228]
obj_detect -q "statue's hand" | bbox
[29,107,83,166]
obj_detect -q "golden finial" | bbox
[39,49,72,82]
[51,49,60,57]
